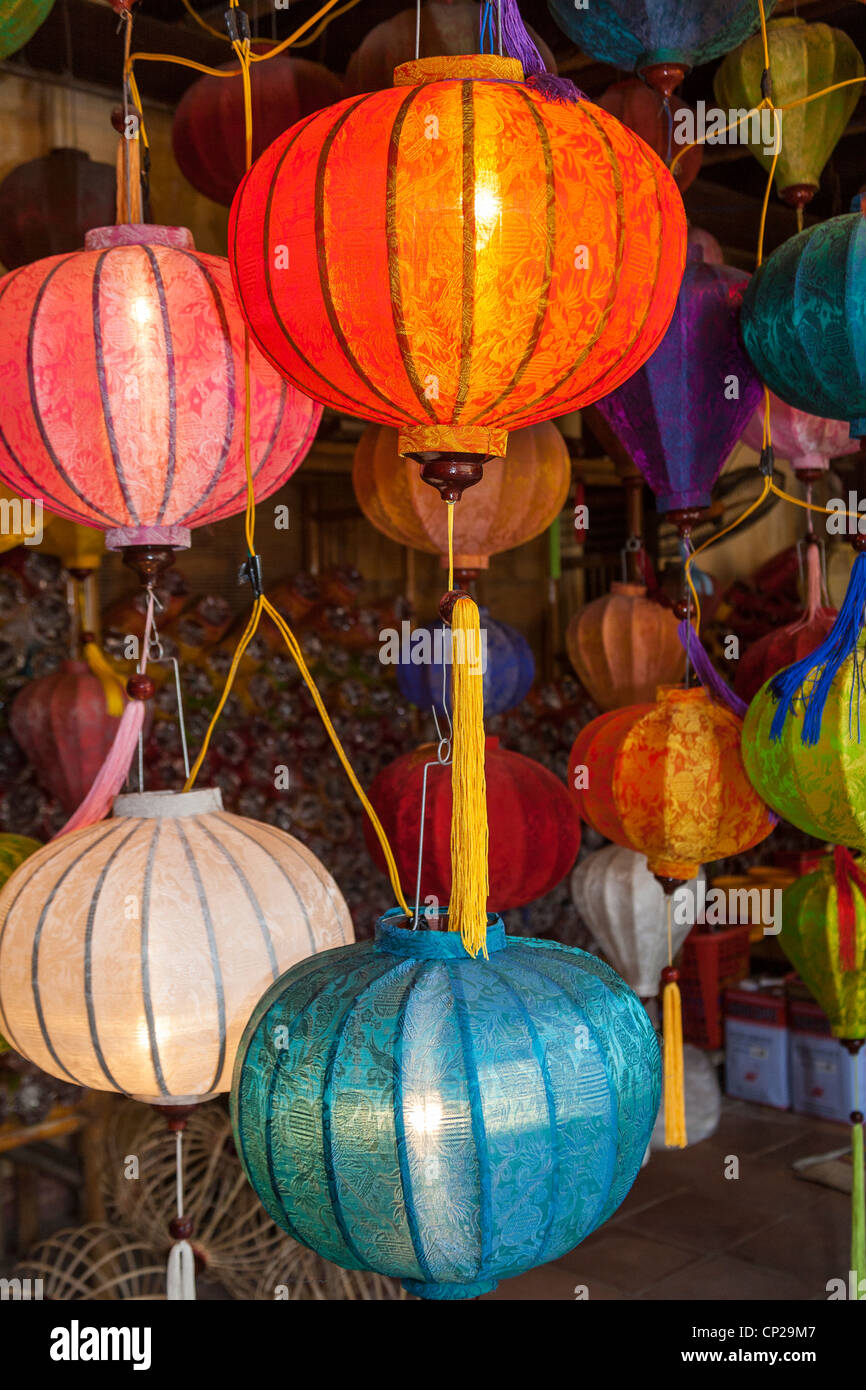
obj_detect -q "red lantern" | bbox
[597,80,703,191]
[173,57,344,208]
[10,661,123,814]
[0,149,116,270]
[0,224,320,551]
[363,737,581,910]
[229,53,686,495]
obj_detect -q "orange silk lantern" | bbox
[569,687,773,881]
[353,419,570,577]
[566,583,684,710]
[0,225,320,553]
[230,53,686,498]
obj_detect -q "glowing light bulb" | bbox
[408,1099,442,1134]
[131,296,152,325]
[474,178,502,253]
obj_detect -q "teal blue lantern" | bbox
[231,909,660,1300]
[742,207,866,439]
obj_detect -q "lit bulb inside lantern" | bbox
[408,1099,442,1135]
[131,296,152,325]
[474,178,501,251]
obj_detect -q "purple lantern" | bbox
[594,243,762,519]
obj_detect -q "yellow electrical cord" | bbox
[447,501,455,593]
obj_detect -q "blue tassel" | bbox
[769,551,866,745]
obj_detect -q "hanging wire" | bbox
[415,0,421,60]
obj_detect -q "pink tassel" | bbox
[791,538,823,630]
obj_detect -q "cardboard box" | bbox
[724,986,790,1109]
[788,998,866,1124]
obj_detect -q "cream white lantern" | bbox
[0,789,353,1103]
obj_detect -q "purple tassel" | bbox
[481,0,581,104]
[677,619,748,719]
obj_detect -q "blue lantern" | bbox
[547,0,777,85]
[742,208,866,440]
[231,909,661,1300]
[396,610,535,717]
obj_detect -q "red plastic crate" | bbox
[680,926,752,1049]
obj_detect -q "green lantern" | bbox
[0,0,54,60]
[742,647,866,849]
[782,853,866,1040]
[714,17,864,213]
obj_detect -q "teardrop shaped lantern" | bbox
[229,53,686,498]
[570,687,773,882]
[781,855,866,1040]
[345,1,556,94]
[353,419,570,579]
[0,224,321,555]
[0,149,116,269]
[546,0,778,95]
[734,541,837,703]
[598,80,702,190]
[173,57,344,208]
[740,390,861,478]
[0,789,353,1101]
[364,737,580,910]
[396,611,534,717]
[714,18,864,211]
[0,0,54,60]
[571,845,703,997]
[565,582,684,710]
[10,660,123,814]
[231,908,661,1300]
[594,243,762,528]
[742,205,866,440]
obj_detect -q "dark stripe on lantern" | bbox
[142,246,179,524]
[26,255,120,526]
[450,963,494,1277]
[392,964,437,1284]
[173,249,235,522]
[385,86,438,423]
[83,821,143,1092]
[92,250,140,524]
[313,99,407,419]
[453,81,476,424]
[176,819,227,1094]
[209,379,287,520]
[196,819,279,979]
[0,835,80,1052]
[262,1042,307,1244]
[472,89,556,425]
[216,815,319,955]
[140,821,168,1096]
[31,822,127,1086]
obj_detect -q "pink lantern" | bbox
[741,391,861,477]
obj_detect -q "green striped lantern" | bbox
[0,789,353,1102]
[0,0,53,60]
[781,855,866,1040]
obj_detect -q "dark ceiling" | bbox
[5,0,865,262]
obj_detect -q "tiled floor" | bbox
[484,1099,853,1301]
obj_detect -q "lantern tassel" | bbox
[52,700,145,838]
[676,619,748,718]
[484,0,580,104]
[83,640,127,718]
[662,896,687,1148]
[166,1127,196,1302]
[449,595,489,959]
[769,551,866,745]
[851,1043,866,1300]
[833,846,866,973]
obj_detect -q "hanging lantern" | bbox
[0,0,54,60]
[571,845,703,997]
[173,57,344,208]
[0,149,116,269]
[0,224,321,559]
[570,687,773,882]
[714,19,863,212]
[740,390,861,478]
[229,53,686,499]
[598,80,702,190]
[546,0,778,95]
[231,907,661,1300]
[781,854,866,1039]
[0,834,40,889]
[345,0,556,93]
[742,646,866,848]
[363,737,580,911]
[687,225,724,265]
[593,242,763,531]
[735,540,836,703]
[353,420,570,580]
[742,205,866,441]
[565,582,684,710]
[396,611,534,717]
[9,660,124,814]
[0,788,353,1101]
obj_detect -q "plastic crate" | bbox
[680,925,752,1049]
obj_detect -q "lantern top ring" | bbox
[377,906,506,957]
[393,54,524,87]
[112,787,224,820]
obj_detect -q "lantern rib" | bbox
[174,819,227,1096]
[83,820,145,1093]
[139,246,180,525]
[30,821,127,1087]
[194,819,280,978]
[453,80,476,424]
[386,85,440,424]
[448,963,494,1277]
[23,255,122,527]
[91,251,142,527]
[139,821,169,1097]
[391,963,438,1285]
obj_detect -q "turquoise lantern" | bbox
[231,909,660,1300]
[742,204,866,439]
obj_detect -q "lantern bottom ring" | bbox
[130,1092,213,1107]
[406,452,491,502]
[402,1275,498,1300]
[106,525,192,552]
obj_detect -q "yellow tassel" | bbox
[83,642,126,718]
[663,978,687,1147]
[449,595,489,958]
